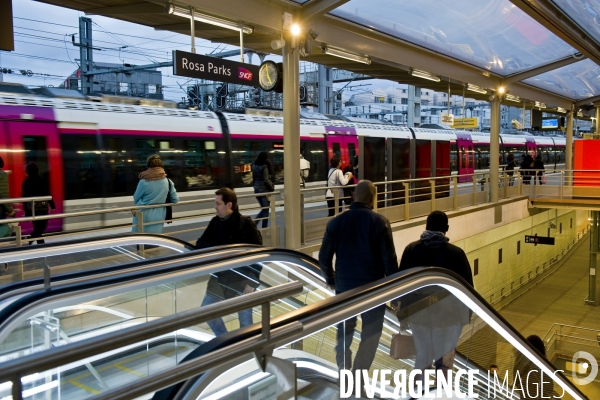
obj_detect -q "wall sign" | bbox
[173,50,259,86]
[525,234,555,246]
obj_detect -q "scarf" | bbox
[139,167,166,181]
[420,230,449,248]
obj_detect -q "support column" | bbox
[589,211,600,305]
[79,17,94,95]
[283,38,301,249]
[566,108,574,182]
[490,96,501,203]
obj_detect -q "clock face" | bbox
[259,61,279,92]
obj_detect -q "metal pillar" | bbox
[283,37,301,249]
[78,17,94,95]
[566,108,574,182]
[190,7,196,53]
[318,65,332,114]
[589,211,600,305]
[407,85,421,127]
[490,95,501,203]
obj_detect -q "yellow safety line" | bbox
[67,379,101,395]
[114,364,146,377]
[159,346,189,358]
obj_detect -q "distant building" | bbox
[62,62,163,99]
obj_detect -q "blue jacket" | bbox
[131,178,178,234]
[319,202,399,292]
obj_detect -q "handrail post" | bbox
[334,190,339,216]
[31,201,35,218]
[13,225,22,247]
[452,177,458,210]
[261,301,270,340]
[533,173,538,198]
[373,185,378,212]
[300,192,305,245]
[269,194,277,247]
[560,171,564,199]
[503,174,508,199]
[472,174,477,205]
[12,376,23,400]
[518,171,523,196]
[486,173,491,203]
[136,210,144,233]
[402,182,410,221]
[429,179,436,211]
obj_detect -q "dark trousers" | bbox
[254,188,270,228]
[335,304,385,371]
[29,211,48,244]
[327,199,343,217]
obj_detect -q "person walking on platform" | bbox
[195,187,263,336]
[395,211,473,390]
[252,151,274,228]
[22,163,55,244]
[520,154,534,185]
[326,157,352,216]
[319,180,398,373]
[131,154,178,234]
[533,154,545,185]
[0,157,15,239]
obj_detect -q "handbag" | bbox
[541,174,547,184]
[165,179,174,224]
[390,333,416,359]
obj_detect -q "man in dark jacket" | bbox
[398,210,473,386]
[319,180,398,372]
[196,187,262,336]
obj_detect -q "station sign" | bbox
[173,50,259,87]
[441,113,454,125]
[451,118,478,129]
[525,235,555,246]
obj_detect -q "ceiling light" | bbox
[497,86,506,94]
[505,94,520,102]
[535,101,546,109]
[291,23,301,36]
[321,45,371,65]
[578,109,584,117]
[167,4,253,34]
[467,84,487,94]
[556,107,566,113]
[411,69,440,82]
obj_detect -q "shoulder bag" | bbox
[165,179,174,224]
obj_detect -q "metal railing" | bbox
[484,225,590,306]
[0,280,303,400]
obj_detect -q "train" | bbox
[0,83,566,232]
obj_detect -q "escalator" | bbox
[0,247,589,400]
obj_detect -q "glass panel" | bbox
[329,0,576,74]
[61,135,102,199]
[23,136,49,180]
[523,58,600,99]
[0,260,332,398]
[181,139,226,190]
[551,0,600,45]
[195,285,580,400]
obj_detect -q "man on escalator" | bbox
[195,187,263,336]
[319,180,399,374]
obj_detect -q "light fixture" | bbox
[290,23,301,36]
[497,86,506,94]
[321,45,371,65]
[557,107,566,113]
[505,94,520,102]
[535,101,546,109]
[166,4,253,34]
[411,69,441,82]
[467,84,487,94]
[578,109,584,117]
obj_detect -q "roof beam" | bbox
[504,54,585,84]
[85,3,165,15]
[574,95,600,108]
[300,0,350,23]
[509,0,600,65]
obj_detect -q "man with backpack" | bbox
[196,187,263,336]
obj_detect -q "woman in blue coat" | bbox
[132,154,178,234]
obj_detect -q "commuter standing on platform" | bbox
[396,211,473,388]
[521,153,534,185]
[506,154,516,186]
[326,157,352,216]
[533,154,545,185]
[319,180,398,373]
[131,154,178,234]
[0,157,14,238]
[252,151,274,228]
[22,163,56,244]
[196,187,263,336]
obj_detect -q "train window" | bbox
[450,144,458,172]
[231,140,267,187]
[461,146,466,170]
[181,139,225,190]
[24,136,49,179]
[106,136,134,195]
[60,135,102,200]
[348,143,356,160]
[332,143,341,159]
[301,140,327,183]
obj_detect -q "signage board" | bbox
[525,235,555,246]
[173,50,259,86]
[451,118,478,129]
[441,113,454,125]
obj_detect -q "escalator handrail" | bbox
[0,243,265,301]
[171,267,588,400]
[0,233,196,262]
[0,247,323,342]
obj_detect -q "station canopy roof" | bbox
[36,0,600,115]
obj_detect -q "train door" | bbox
[326,134,358,171]
[6,121,64,233]
[456,134,474,182]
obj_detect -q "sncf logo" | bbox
[238,67,253,81]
